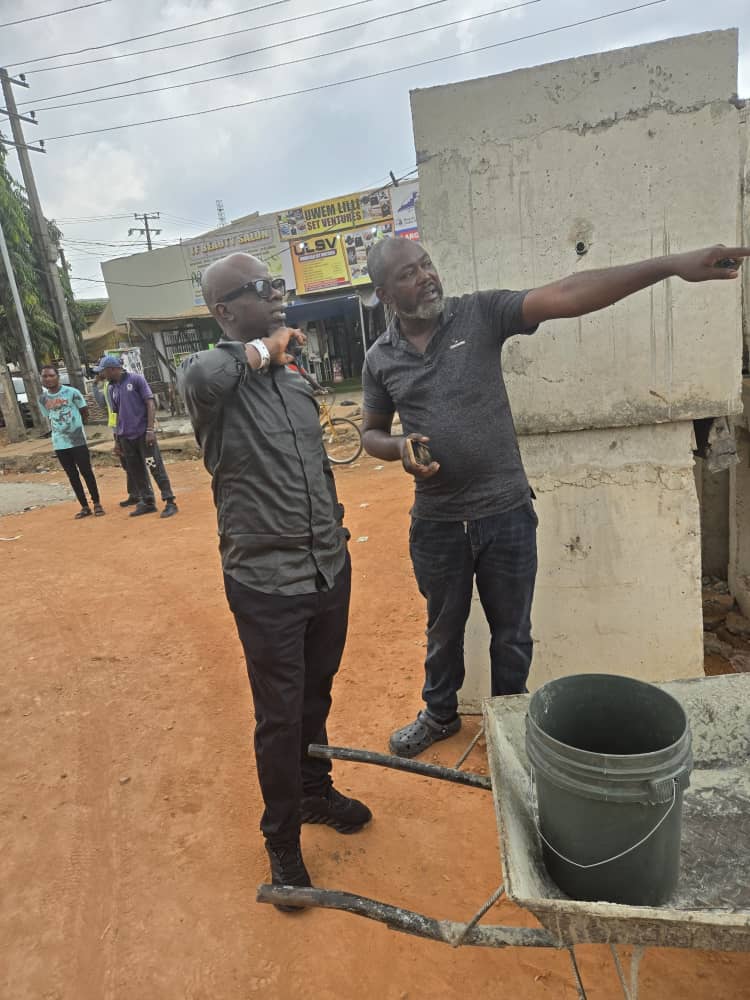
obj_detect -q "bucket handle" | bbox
[530,770,678,871]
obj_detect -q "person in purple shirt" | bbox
[98,355,178,518]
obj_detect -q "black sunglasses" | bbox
[220,277,286,302]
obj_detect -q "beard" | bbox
[399,295,444,321]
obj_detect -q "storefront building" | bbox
[100,179,420,387]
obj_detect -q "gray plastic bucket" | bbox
[526,674,693,906]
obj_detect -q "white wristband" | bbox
[247,339,270,372]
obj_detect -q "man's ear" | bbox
[214,302,230,323]
[375,285,390,307]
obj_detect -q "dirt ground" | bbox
[1,455,748,1000]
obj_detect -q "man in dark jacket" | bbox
[179,253,370,908]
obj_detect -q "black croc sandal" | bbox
[389,710,461,758]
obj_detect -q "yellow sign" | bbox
[291,235,351,295]
[278,188,393,241]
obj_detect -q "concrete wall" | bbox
[411,31,743,433]
[410,32,743,707]
[459,422,703,710]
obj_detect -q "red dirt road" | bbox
[1,456,748,999]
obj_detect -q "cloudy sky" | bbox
[2,0,748,298]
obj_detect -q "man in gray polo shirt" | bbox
[179,252,370,908]
[362,237,748,758]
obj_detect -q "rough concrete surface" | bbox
[411,30,743,433]
[0,481,73,517]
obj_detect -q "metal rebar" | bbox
[567,947,589,1000]
[452,883,505,947]
[610,944,632,1000]
[454,722,485,770]
[256,884,556,949]
[307,744,492,789]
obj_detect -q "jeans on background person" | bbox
[408,501,538,721]
[55,445,100,508]
[120,434,175,506]
[223,554,351,844]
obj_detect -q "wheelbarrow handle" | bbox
[256,884,557,949]
[307,744,492,789]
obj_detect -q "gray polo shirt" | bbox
[362,290,538,521]
[179,340,347,596]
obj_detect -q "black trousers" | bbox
[120,434,175,504]
[55,444,100,506]
[223,553,351,844]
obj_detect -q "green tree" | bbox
[0,144,58,364]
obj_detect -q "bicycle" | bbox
[317,391,363,465]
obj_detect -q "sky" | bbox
[1,0,748,298]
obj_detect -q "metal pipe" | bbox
[307,743,492,789]
[256,885,557,949]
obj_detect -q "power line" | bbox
[39,1,669,143]
[55,214,134,223]
[0,0,111,29]
[160,212,220,229]
[8,0,290,68]
[72,275,194,287]
[30,0,542,112]
[20,0,424,108]
[19,0,377,81]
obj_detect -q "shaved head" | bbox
[200,251,286,342]
[201,252,266,312]
[366,237,420,289]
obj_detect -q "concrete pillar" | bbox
[459,422,703,711]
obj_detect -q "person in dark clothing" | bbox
[98,355,178,519]
[39,365,104,519]
[179,253,371,909]
[362,237,750,759]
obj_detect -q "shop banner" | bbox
[182,216,289,306]
[343,222,394,285]
[392,180,420,241]
[291,235,351,295]
[277,187,393,241]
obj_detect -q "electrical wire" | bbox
[19,0,383,81]
[7,0,290,68]
[0,0,111,30]
[22,0,461,102]
[39,1,669,143]
[30,0,542,111]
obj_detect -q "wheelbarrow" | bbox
[258,674,750,999]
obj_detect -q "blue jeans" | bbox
[409,502,538,719]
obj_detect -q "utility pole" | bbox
[216,199,226,227]
[0,335,26,443]
[0,67,85,393]
[129,212,161,250]
[0,218,39,439]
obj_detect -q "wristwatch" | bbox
[247,339,271,372]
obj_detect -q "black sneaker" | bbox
[129,502,157,517]
[265,840,311,912]
[301,786,372,833]
[160,501,178,519]
[119,497,138,508]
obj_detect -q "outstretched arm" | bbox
[522,245,749,326]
